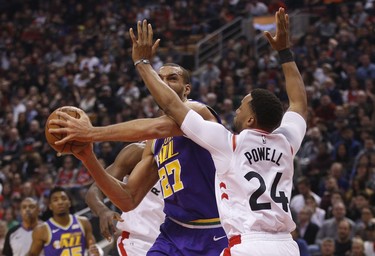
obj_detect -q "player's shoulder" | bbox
[33,222,49,237]
[76,215,89,223]
[184,99,206,109]
[185,99,220,123]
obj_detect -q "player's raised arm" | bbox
[129,20,190,126]
[264,8,307,121]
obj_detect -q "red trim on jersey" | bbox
[290,145,293,155]
[223,235,241,256]
[253,128,270,134]
[219,182,226,189]
[232,135,236,151]
[221,193,229,200]
[118,231,130,256]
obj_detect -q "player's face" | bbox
[20,198,39,223]
[158,66,190,100]
[49,191,71,216]
[233,94,253,133]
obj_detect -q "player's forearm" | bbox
[81,154,136,211]
[136,64,187,125]
[85,184,110,217]
[281,54,307,120]
[91,117,181,142]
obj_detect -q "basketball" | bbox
[45,106,88,155]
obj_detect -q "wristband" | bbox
[278,48,294,64]
[134,59,150,66]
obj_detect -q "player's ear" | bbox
[184,83,191,97]
[247,116,256,128]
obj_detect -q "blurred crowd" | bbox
[0,0,374,254]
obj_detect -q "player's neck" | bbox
[53,213,71,226]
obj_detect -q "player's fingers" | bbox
[137,20,142,41]
[100,221,111,239]
[152,39,161,57]
[113,213,124,222]
[49,118,68,127]
[285,13,289,31]
[55,111,73,120]
[129,28,137,45]
[48,126,67,135]
[147,23,153,45]
[74,108,86,118]
[263,31,275,45]
[142,20,148,43]
[54,135,72,145]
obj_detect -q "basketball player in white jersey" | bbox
[86,143,164,256]
[129,7,307,256]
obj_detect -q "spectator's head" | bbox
[332,201,346,221]
[298,206,313,225]
[324,175,339,192]
[365,221,375,242]
[296,176,311,196]
[320,238,335,256]
[353,191,370,210]
[350,237,365,256]
[360,206,374,224]
[337,219,351,242]
[305,194,318,211]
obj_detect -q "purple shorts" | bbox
[147,217,228,256]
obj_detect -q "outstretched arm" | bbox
[129,20,190,126]
[49,113,182,145]
[264,8,307,121]
[85,143,145,241]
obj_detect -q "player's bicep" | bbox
[275,112,306,154]
[126,141,159,206]
[28,226,46,255]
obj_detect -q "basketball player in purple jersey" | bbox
[28,187,102,256]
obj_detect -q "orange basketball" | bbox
[45,106,88,155]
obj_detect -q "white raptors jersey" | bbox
[116,177,165,242]
[181,110,306,239]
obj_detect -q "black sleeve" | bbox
[2,225,19,256]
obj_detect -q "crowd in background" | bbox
[0,0,374,254]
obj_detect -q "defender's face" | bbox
[49,191,71,216]
[158,66,190,100]
[234,94,252,133]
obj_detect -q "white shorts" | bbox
[220,232,299,256]
[117,231,154,256]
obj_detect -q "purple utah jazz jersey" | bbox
[153,104,221,223]
[44,214,87,256]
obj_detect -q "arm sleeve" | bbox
[273,111,306,156]
[181,110,233,164]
